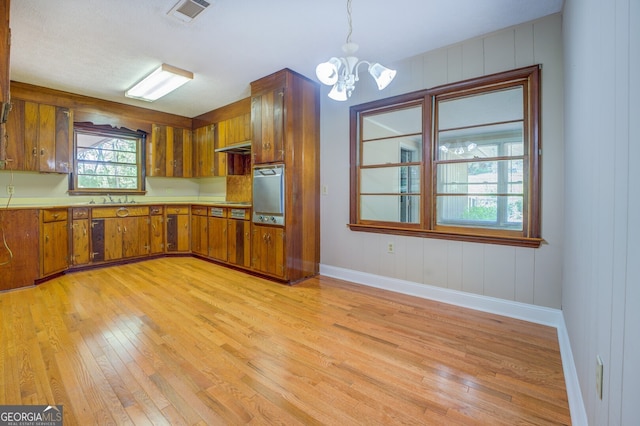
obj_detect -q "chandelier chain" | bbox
[345,0,353,44]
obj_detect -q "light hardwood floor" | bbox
[0,257,571,425]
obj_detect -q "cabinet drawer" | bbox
[191,206,208,216]
[209,207,227,218]
[166,205,189,215]
[229,208,250,220]
[150,205,164,215]
[92,206,150,218]
[42,208,68,222]
[72,208,89,219]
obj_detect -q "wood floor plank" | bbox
[0,257,571,425]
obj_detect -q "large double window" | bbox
[350,66,541,247]
[71,124,146,194]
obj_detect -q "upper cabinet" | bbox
[251,87,284,164]
[148,124,193,177]
[5,99,72,173]
[193,124,216,177]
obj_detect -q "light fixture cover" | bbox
[368,63,397,91]
[125,64,193,102]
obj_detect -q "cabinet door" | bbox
[37,103,57,172]
[122,216,149,258]
[228,219,251,268]
[150,215,164,254]
[148,124,167,177]
[4,98,25,170]
[54,106,72,173]
[252,89,284,164]
[208,217,227,261]
[191,214,208,256]
[71,219,90,266]
[91,219,105,262]
[251,224,285,278]
[0,210,39,291]
[166,214,190,252]
[174,127,192,178]
[104,218,123,261]
[23,101,39,171]
[41,220,68,276]
[193,125,214,177]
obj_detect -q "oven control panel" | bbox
[253,214,284,226]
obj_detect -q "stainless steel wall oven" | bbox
[252,164,285,226]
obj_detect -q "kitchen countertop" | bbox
[0,200,252,210]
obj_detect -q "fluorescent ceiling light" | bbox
[125,64,193,102]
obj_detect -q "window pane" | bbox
[362,105,422,140]
[74,127,143,191]
[436,195,523,230]
[438,86,523,130]
[361,195,420,223]
[362,136,422,166]
[437,122,523,161]
[436,160,523,194]
[361,166,421,194]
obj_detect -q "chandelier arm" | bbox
[353,60,371,82]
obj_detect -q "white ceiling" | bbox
[9,0,563,118]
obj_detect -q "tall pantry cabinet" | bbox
[250,68,320,283]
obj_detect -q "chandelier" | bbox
[315,0,397,101]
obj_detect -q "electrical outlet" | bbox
[596,355,604,400]
[387,242,394,253]
[321,185,328,195]
[6,185,15,195]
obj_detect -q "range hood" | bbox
[214,141,252,154]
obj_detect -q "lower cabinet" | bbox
[71,208,90,266]
[166,205,190,252]
[91,206,150,262]
[251,224,285,279]
[149,206,164,254]
[228,218,251,268]
[0,209,39,291]
[40,208,69,277]
[191,206,209,256]
[208,216,228,261]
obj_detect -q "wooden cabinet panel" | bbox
[4,99,25,170]
[122,216,150,258]
[251,224,285,278]
[0,210,39,290]
[228,219,251,268]
[208,217,227,261]
[191,206,208,256]
[103,218,123,261]
[150,208,164,254]
[40,208,69,277]
[193,124,214,177]
[71,218,90,266]
[251,89,284,164]
[91,218,105,262]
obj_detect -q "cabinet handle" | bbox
[118,225,121,233]
[40,148,45,156]
[123,226,127,234]
[32,147,37,156]
[116,207,129,217]
[45,235,49,242]
[52,213,59,219]
[83,225,87,236]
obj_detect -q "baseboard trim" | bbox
[319,264,588,426]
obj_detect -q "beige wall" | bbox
[319,14,564,309]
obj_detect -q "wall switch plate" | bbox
[321,185,328,195]
[387,242,394,253]
[596,355,604,400]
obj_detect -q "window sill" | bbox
[68,190,147,196]
[347,223,543,248]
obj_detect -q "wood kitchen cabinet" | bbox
[148,124,193,177]
[5,99,72,173]
[0,209,39,291]
[249,69,320,282]
[208,209,228,262]
[149,205,164,254]
[227,209,251,268]
[165,205,190,252]
[190,205,209,256]
[251,87,284,164]
[70,208,90,267]
[251,224,285,278]
[91,206,150,262]
[40,208,69,277]
[193,124,216,177]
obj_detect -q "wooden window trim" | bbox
[349,65,542,248]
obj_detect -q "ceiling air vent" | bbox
[168,0,211,23]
